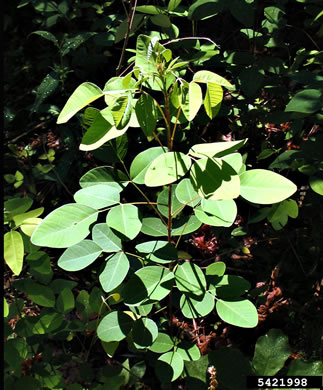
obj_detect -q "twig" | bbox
[116,0,138,76]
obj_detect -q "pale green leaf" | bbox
[145,152,191,187]
[99,252,129,292]
[204,82,223,119]
[181,82,203,121]
[4,231,24,276]
[195,199,237,227]
[92,223,123,252]
[20,218,42,237]
[57,82,104,124]
[79,166,128,190]
[12,207,44,227]
[155,351,184,382]
[189,140,248,159]
[31,204,98,248]
[106,204,142,240]
[175,262,206,295]
[135,240,177,264]
[193,70,234,89]
[97,311,134,342]
[132,318,158,349]
[240,169,297,204]
[58,240,102,271]
[175,178,201,207]
[216,299,258,328]
[180,292,215,318]
[74,184,120,209]
[149,333,174,353]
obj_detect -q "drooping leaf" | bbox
[181,82,203,121]
[57,82,104,124]
[99,252,130,292]
[189,139,247,158]
[123,266,174,306]
[31,204,98,248]
[180,292,215,318]
[155,351,184,382]
[204,82,223,119]
[106,204,142,240]
[4,231,24,276]
[92,223,123,252]
[135,94,159,137]
[130,146,167,184]
[175,262,207,295]
[74,184,120,209]
[252,329,291,376]
[31,72,60,112]
[132,318,158,349]
[188,0,225,21]
[13,207,44,227]
[30,30,58,45]
[58,240,102,271]
[97,311,134,342]
[216,298,258,328]
[145,152,191,187]
[240,169,297,204]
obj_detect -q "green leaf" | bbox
[240,169,297,204]
[195,199,237,227]
[176,340,201,361]
[13,207,44,227]
[155,351,184,382]
[180,291,215,318]
[204,82,223,119]
[216,298,258,328]
[123,266,174,306]
[190,158,240,200]
[4,197,33,217]
[15,279,55,307]
[20,218,42,237]
[188,0,225,21]
[157,185,183,218]
[31,204,98,248]
[287,359,323,378]
[135,94,159,137]
[4,298,9,317]
[101,341,119,357]
[168,0,182,11]
[211,275,251,298]
[175,262,207,295]
[58,240,102,271]
[136,5,166,15]
[309,175,323,195]
[57,82,104,124]
[132,318,158,349]
[130,146,167,184]
[74,184,120,209]
[97,311,134,342]
[92,223,123,252]
[149,332,174,353]
[189,139,247,158]
[230,0,254,27]
[176,178,201,207]
[193,70,234,89]
[30,30,58,45]
[110,94,133,130]
[56,287,75,314]
[141,215,202,237]
[60,32,96,56]
[151,14,171,28]
[26,251,53,284]
[145,152,191,187]
[4,231,24,276]
[135,240,177,264]
[79,166,128,190]
[181,82,203,121]
[267,199,299,230]
[206,261,226,277]
[252,329,291,376]
[285,89,322,114]
[106,204,142,240]
[99,252,130,292]
[31,72,60,112]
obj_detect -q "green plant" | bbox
[28,33,299,385]
[27,35,296,381]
